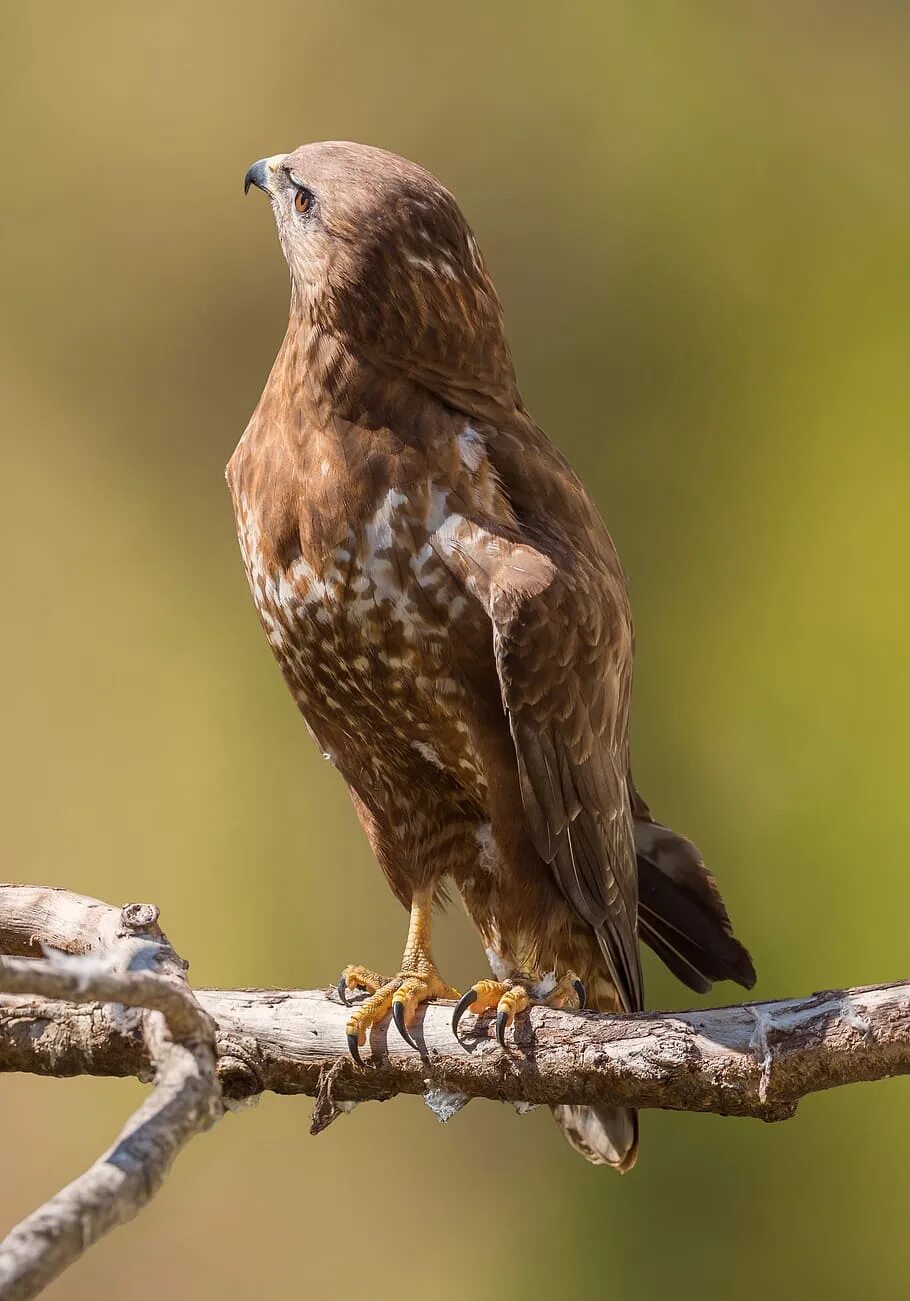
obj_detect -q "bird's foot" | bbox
[338,963,460,1065]
[452,972,586,1046]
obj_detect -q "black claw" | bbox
[495,1009,509,1048]
[346,1032,363,1066]
[451,988,478,1035]
[392,1000,419,1050]
[573,979,587,1010]
[337,975,348,1003]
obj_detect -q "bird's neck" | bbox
[272,316,444,435]
[233,316,481,574]
[280,292,523,433]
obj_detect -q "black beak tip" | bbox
[244,158,270,196]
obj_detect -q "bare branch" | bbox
[0,885,164,957]
[0,901,220,1301]
[198,979,910,1121]
[1,883,908,1297]
[7,976,908,1119]
[1,882,907,1119]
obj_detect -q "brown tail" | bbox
[552,782,755,1170]
[551,1102,638,1171]
[551,979,638,1170]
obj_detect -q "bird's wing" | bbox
[434,511,643,1013]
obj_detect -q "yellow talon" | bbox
[338,890,459,1064]
[494,986,530,1045]
[345,982,399,1053]
[544,972,586,1011]
[452,971,587,1044]
[337,965,386,1000]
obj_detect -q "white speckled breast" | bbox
[235,461,491,792]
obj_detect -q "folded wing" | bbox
[435,511,643,1012]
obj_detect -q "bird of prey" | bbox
[230,142,755,1170]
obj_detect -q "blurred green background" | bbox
[2,3,908,1298]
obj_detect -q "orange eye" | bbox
[294,188,313,215]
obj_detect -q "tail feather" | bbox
[551,1104,638,1171]
[637,854,755,991]
[552,780,755,1171]
[631,781,756,993]
[551,980,638,1169]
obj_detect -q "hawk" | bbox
[230,142,755,1170]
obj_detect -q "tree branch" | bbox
[5,973,909,1120]
[1,883,908,1297]
[0,896,220,1301]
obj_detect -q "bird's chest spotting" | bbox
[235,481,480,765]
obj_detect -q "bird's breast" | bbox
[233,475,494,788]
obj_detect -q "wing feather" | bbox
[440,513,643,1012]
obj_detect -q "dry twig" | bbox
[0,893,220,1301]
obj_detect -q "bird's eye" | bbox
[294,187,313,215]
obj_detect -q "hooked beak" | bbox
[243,154,287,197]
[243,158,271,196]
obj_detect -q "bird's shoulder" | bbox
[437,413,631,632]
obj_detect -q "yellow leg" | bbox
[452,972,586,1046]
[338,889,459,1065]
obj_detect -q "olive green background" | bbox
[2,4,908,1298]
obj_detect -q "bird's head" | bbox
[244,141,519,424]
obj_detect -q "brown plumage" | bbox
[229,142,755,1170]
